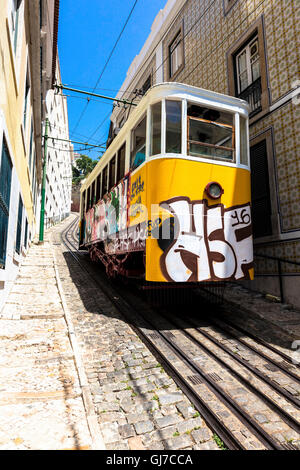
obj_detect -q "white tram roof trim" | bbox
[82,82,250,191]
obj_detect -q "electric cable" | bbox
[71,0,139,138]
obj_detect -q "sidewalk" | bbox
[221,283,300,341]
[0,224,105,450]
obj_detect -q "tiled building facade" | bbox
[110,0,300,305]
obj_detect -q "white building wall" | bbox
[44,64,72,228]
[0,110,40,310]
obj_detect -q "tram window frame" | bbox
[130,113,147,171]
[86,186,91,210]
[109,155,116,190]
[165,100,182,154]
[150,101,162,156]
[95,173,101,203]
[186,103,235,162]
[116,143,125,182]
[82,190,86,215]
[91,180,95,206]
[240,116,249,166]
[102,165,108,197]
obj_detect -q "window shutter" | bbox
[0,140,13,266]
[250,139,272,238]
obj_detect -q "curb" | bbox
[51,236,106,450]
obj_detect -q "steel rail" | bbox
[216,313,297,365]
[207,316,300,383]
[59,218,286,450]
[158,309,300,435]
[59,219,249,450]
[163,310,300,411]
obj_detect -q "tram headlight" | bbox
[205,181,224,199]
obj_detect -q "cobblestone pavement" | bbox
[0,227,103,450]
[220,283,300,342]
[51,216,221,450]
[1,213,299,450]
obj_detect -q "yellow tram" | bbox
[79,82,253,283]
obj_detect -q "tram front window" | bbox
[187,104,234,161]
[166,100,182,154]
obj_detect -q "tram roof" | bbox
[81,82,250,191]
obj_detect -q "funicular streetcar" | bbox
[79,82,253,287]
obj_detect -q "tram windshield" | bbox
[187,103,234,161]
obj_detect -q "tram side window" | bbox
[102,165,108,197]
[240,117,248,166]
[82,190,86,215]
[91,180,95,206]
[187,103,234,161]
[150,102,161,156]
[109,155,116,190]
[166,100,181,154]
[131,114,146,170]
[116,143,125,182]
[95,174,101,203]
[87,186,91,210]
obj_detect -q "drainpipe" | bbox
[39,117,49,242]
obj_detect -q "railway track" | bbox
[59,215,300,451]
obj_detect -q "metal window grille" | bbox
[0,139,13,267]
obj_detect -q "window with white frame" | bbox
[235,36,261,114]
[236,36,260,93]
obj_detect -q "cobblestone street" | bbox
[1,214,299,450]
[0,215,219,450]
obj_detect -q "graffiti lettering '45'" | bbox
[159,197,253,282]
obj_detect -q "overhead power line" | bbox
[55,84,137,107]
[71,0,139,138]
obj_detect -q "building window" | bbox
[250,139,272,238]
[235,36,261,115]
[11,0,22,53]
[0,138,13,267]
[169,31,183,78]
[23,68,30,129]
[24,218,28,249]
[16,195,23,254]
[227,17,269,120]
[141,75,152,95]
[29,120,34,172]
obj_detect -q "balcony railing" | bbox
[238,77,262,117]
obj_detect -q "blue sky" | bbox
[58,0,167,160]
